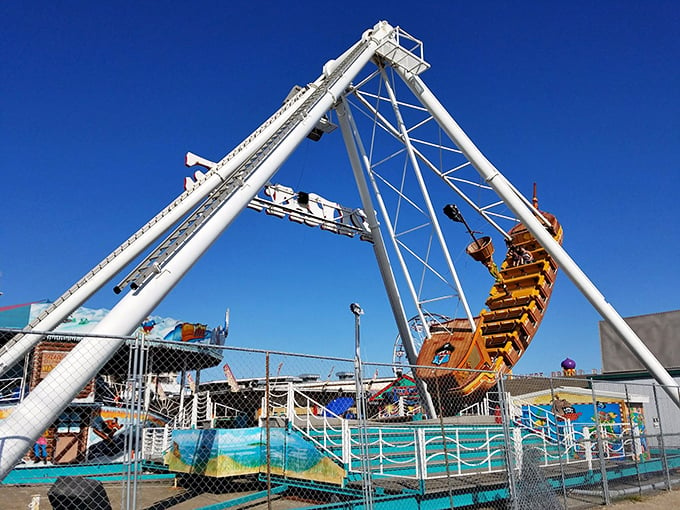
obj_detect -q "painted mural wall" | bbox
[517,389,649,460]
[165,427,345,485]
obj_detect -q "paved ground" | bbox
[0,478,315,510]
[3,479,680,509]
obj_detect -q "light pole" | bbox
[349,302,373,507]
[349,303,366,424]
[350,303,364,377]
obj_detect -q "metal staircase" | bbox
[114,39,375,295]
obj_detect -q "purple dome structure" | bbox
[561,358,576,370]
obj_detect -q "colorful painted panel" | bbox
[369,375,422,418]
[88,406,167,450]
[519,400,641,459]
[14,302,227,347]
[30,342,95,400]
[165,427,345,485]
[522,402,622,431]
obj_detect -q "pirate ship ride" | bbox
[415,200,563,404]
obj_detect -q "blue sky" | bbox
[2,2,678,380]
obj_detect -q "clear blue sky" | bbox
[2,2,678,380]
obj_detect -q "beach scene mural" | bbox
[165,427,345,485]
[22,302,225,345]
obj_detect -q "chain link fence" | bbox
[1,328,680,509]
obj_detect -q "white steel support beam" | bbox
[377,66,476,332]
[351,90,514,239]
[0,30,384,479]
[396,67,680,409]
[337,98,437,418]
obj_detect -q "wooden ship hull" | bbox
[415,211,563,408]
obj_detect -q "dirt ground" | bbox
[609,488,680,508]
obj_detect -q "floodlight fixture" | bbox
[443,203,464,223]
[443,203,481,246]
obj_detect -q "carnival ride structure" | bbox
[0,21,677,481]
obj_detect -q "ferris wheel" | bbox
[392,312,453,375]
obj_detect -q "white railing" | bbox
[341,424,509,479]
[513,401,572,443]
[0,377,25,403]
[141,392,245,463]
[372,428,418,476]
[458,395,495,416]
[342,426,418,476]
[516,419,641,472]
[422,426,507,478]
[260,385,646,482]
[263,383,346,463]
[141,425,173,462]
[346,420,643,481]
[210,401,244,427]
[166,390,243,429]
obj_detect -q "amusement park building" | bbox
[594,309,680,445]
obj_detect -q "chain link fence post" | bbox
[548,377,569,508]
[498,375,520,510]
[624,383,643,496]
[652,384,672,491]
[591,383,611,505]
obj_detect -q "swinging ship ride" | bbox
[415,200,563,405]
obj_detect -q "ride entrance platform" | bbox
[155,388,680,510]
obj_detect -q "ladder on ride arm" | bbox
[114,37,373,295]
